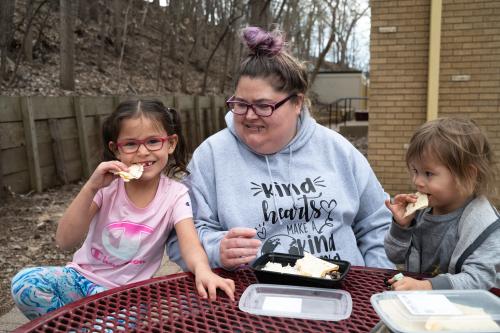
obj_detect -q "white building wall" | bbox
[311,72,367,108]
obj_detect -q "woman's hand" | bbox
[389,276,432,290]
[86,161,128,192]
[220,228,262,270]
[193,266,235,301]
[385,193,418,228]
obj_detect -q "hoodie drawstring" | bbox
[265,155,283,224]
[288,148,298,209]
[265,149,297,225]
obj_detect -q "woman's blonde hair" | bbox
[406,117,497,199]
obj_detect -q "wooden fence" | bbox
[0,95,228,196]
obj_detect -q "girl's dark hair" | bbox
[102,99,188,178]
[406,117,497,199]
[236,26,309,102]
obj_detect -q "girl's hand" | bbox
[220,228,262,270]
[86,161,128,192]
[194,267,235,301]
[385,194,418,228]
[389,276,432,290]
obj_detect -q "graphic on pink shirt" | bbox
[101,221,154,260]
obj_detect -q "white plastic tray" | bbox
[238,283,352,321]
[371,290,500,333]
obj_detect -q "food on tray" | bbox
[295,252,340,278]
[262,252,340,279]
[424,303,499,331]
[404,192,428,217]
[262,262,298,275]
[378,299,500,332]
[114,164,144,182]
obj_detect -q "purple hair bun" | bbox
[242,27,284,56]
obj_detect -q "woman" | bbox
[167,27,393,270]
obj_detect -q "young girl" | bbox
[11,99,235,320]
[384,117,500,291]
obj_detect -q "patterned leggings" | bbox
[11,266,106,320]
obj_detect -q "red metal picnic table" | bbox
[13,266,426,333]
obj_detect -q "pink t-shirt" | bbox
[67,175,192,288]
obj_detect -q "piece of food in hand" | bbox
[114,164,144,182]
[392,272,404,281]
[262,252,340,279]
[404,192,428,217]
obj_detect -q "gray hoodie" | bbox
[385,196,500,289]
[167,109,394,269]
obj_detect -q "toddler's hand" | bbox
[86,161,129,192]
[389,276,432,290]
[194,267,235,301]
[385,193,418,228]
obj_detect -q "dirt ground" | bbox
[0,183,82,316]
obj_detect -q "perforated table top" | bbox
[14,266,402,333]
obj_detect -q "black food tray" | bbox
[251,252,351,288]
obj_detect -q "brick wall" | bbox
[369,0,500,198]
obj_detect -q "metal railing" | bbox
[314,97,368,128]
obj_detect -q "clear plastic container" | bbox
[371,290,500,333]
[238,283,352,321]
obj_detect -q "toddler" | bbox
[385,117,500,290]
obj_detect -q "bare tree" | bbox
[0,0,16,80]
[116,0,133,93]
[24,0,34,63]
[156,7,167,92]
[168,0,180,60]
[274,0,286,22]
[2,0,370,95]
[88,0,100,22]
[219,28,233,93]
[6,0,49,86]
[32,4,51,58]
[140,0,151,27]
[180,1,196,93]
[302,1,319,61]
[97,0,107,72]
[77,0,89,23]
[335,0,368,67]
[218,0,244,93]
[188,0,202,60]
[309,0,340,85]
[249,0,271,29]
[60,0,75,90]
[201,1,244,95]
[111,0,123,56]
